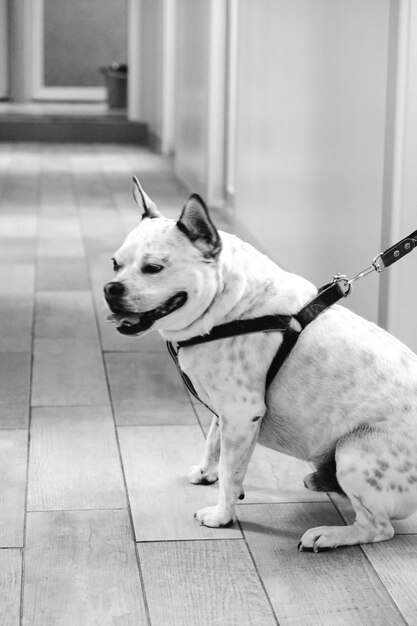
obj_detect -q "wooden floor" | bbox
[1,143,417,625]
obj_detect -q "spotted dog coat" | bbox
[104,179,417,552]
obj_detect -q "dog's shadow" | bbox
[236,517,299,541]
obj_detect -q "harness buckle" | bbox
[332,274,352,295]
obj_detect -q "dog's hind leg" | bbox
[299,492,394,552]
[304,449,345,495]
[298,426,417,551]
[188,415,220,485]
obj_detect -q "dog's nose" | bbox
[104,281,125,298]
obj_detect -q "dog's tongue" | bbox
[106,312,141,328]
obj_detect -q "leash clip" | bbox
[343,252,386,290]
[372,252,387,273]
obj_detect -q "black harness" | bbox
[167,226,417,415]
[167,279,348,414]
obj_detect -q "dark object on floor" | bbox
[100,63,128,109]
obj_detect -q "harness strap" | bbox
[166,225,417,412]
[166,340,216,411]
[294,280,349,330]
[167,314,294,415]
[378,228,417,269]
[265,328,300,388]
[167,283,350,411]
[265,280,350,387]
[175,314,292,348]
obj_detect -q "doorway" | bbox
[32,0,127,101]
[5,0,127,103]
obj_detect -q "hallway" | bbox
[1,143,417,625]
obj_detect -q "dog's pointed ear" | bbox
[177,194,222,259]
[132,176,161,219]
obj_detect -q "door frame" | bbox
[31,0,105,101]
[224,0,239,207]
[127,0,142,120]
[379,0,417,351]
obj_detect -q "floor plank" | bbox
[23,510,147,626]
[0,431,27,547]
[0,214,37,238]
[0,264,34,352]
[0,353,31,429]
[237,502,405,625]
[2,142,416,625]
[118,425,241,541]
[1,144,40,214]
[244,446,329,504]
[36,216,84,258]
[0,238,36,264]
[31,338,109,406]
[362,536,417,625]
[105,352,196,425]
[0,298,33,353]
[36,258,90,292]
[80,209,126,257]
[139,539,276,626]
[34,291,99,339]
[0,549,22,626]
[39,146,76,217]
[27,406,126,511]
[71,146,115,213]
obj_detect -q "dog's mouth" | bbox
[106,291,188,335]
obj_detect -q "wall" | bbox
[233,0,390,322]
[7,0,33,101]
[175,0,211,196]
[174,0,226,206]
[43,0,127,87]
[131,0,417,345]
[0,0,7,98]
[380,0,417,352]
[393,1,417,353]
[140,0,164,148]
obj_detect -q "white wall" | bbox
[130,0,417,344]
[380,0,417,352]
[7,0,33,101]
[0,0,7,98]
[132,0,175,155]
[233,0,390,322]
[139,0,164,147]
[174,0,226,207]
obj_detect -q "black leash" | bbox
[167,228,417,413]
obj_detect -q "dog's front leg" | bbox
[188,414,220,485]
[194,410,262,528]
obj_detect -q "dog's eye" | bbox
[112,258,121,272]
[142,263,164,274]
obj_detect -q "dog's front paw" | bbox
[188,465,218,485]
[194,505,234,528]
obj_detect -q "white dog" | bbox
[104,178,417,552]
